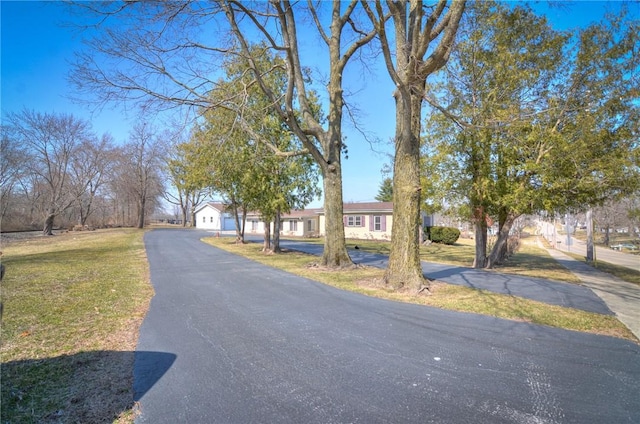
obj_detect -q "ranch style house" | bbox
[194,202,435,241]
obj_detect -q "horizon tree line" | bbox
[1,110,166,234]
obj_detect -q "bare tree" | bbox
[6,110,94,234]
[107,157,136,227]
[0,127,29,229]
[120,123,167,229]
[69,133,115,226]
[594,199,639,246]
[70,1,379,268]
[164,141,208,227]
[363,0,466,290]
[219,1,381,266]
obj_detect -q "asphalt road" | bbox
[562,237,640,272]
[135,229,640,423]
[538,221,640,272]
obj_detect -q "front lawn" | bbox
[1,229,153,424]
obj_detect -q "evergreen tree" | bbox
[375,178,393,202]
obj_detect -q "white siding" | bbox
[342,214,392,240]
[194,205,223,230]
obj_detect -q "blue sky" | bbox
[1,1,635,208]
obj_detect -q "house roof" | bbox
[197,201,395,217]
[246,208,322,220]
[282,208,322,219]
[248,203,394,219]
[342,202,393,214]
[194,202,227,214]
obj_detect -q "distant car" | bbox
[610,243,638,251]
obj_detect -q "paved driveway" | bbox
[135,229,639,423]
[277,240,612,315]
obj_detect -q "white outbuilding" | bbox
[194,202,235,231]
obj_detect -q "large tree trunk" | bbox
[80,206,89,226]
[79,194,95,226]
[181,202,188,227]
[472,216,487,268]
[77,198,87,226]
[231,200,247,244]
[384,90,425,290]
[375,0,465,290]
[273,209,282,253]
[316,34,353,269]
[137,197,146,229]
[321,163,352,268]
[43,212,55,236]
[586,208,594,263]
[263,220,272,252]
[486,212,518,269]
[240,205,247,241]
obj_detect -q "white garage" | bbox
[194,202,226,230]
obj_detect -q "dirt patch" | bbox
[354,276,386,289]
[354,276,446,297]
[65,350,137,423]
[0,230,62,244]
[305,262,367,272]
[61,309,150,423]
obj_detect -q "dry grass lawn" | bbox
[1,228,635,424]
[1,229,153,424]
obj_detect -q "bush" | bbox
[427,226,460,245]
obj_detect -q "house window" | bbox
[210,217,214,223]
[251,220,258,231]
[307,219,315,231]
[289,220,298,231]
[202,216,206,223]
[346,215,362,227]
[370,214,386,232]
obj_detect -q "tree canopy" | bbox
[423,1,640,268]
[188,45,321,246]
[69,1,467,284]
[71,1,382,267]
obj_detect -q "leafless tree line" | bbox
[1,110,166,234]
[591,198,640,245]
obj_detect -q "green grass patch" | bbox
[203,237,636,342]
[491,239,582,284]
[420,239,476,266]
[1,229,153,424]
[591,261,640,286]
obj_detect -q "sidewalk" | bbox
[543,245,640,340]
